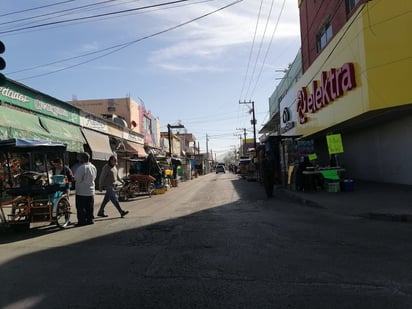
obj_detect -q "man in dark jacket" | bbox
[262,152,275,198]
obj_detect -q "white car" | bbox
[216,165,225,173]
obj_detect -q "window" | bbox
[346,0,360,14]
[143,116,152,135]
[317,23,333,52]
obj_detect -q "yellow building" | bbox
[294,1,412,184]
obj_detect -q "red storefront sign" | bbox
[297,62,356,124]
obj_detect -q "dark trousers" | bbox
[264,180,274,197]
[75,195,94,225]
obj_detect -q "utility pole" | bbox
[239,100,257,154]
[205,133,209,173]
[233,133,242,157]
[236,128,247,156]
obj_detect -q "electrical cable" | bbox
[0,0,121,27]
[0,0,193,34]
[12,0,243,81]
[0,0,77,18]
[249,0,286,97]
[243,0,275,99]
[238,0,264,100]
[2,0,215,38]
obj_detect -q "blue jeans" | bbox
[98,185,123,215]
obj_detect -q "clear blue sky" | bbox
[2,0,301,160]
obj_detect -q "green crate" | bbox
[326,182,340,193]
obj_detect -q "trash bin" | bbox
[341,179,354,192]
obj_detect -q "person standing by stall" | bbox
[74,152,97,226]
[97,155,129,218]
[262,152,275,198]
[51,158,74,197]
[296,155,313,191]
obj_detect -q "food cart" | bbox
[0,138,71,231]
[117,152,162,201]
[118,174,156,201]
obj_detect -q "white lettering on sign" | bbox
[297,62,356,124]
[34,97,68,117]
[0,87,30,103]
[85,114,106,130]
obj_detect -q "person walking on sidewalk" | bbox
[74,152,97,226]
[97,155,129,218]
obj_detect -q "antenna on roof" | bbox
[138,97,146,109]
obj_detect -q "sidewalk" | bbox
[277,180,412,223]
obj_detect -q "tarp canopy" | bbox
[0,106,51,140]
[0,138,67,152]
[123,141,147,157]
[39,116,85,153]
[81,128,113,161]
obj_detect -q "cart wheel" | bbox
[148,183,155,197]
[55,197,71,228]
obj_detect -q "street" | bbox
[1,172,412,309]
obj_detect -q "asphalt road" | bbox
[1,172,412,308]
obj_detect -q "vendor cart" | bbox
[118,174,156,201]
[117,152,162,201]
[0,138,71,231]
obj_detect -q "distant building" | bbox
[69,97,160,154]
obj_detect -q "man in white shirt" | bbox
[73,152,97,226]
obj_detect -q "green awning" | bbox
[0,106,50,140]
[38,116,85,153]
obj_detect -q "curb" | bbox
[277,189,325,209]
[278,189,412,224]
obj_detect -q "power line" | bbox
[238,0,264,100]
[0,0,118,27]
[0,0,193,35]
[243,0,275,99]
[0,0,77,18]
[1,0,216,35]
[249,0,286,97]
[13,0,244,81]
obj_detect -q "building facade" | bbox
[0,78,148,179]
[69,97,160,154]
[263,0,412,185]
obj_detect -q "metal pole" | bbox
[251,101,257,152]
[239,100,257,155]
[167,124,171,156]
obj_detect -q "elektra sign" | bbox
[297,63,356,124]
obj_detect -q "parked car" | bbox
[216,165,225,174]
